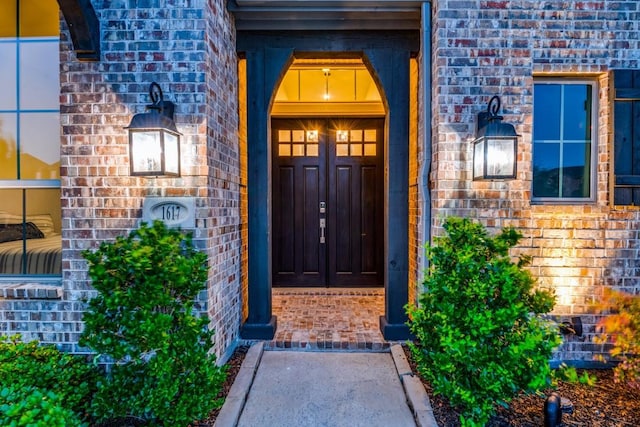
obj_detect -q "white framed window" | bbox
[532,79,597,203]
[0,0,61,276]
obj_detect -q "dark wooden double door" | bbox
[272,118,384,287]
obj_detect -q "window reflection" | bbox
[0,0,61,275]
[533,82,594,200]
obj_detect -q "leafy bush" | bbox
[594,288,640,389]
[80,220,227,426]
[0,386,84,427]
[407,217,561,426]
[0,335,99,423]
[553,363,596,386]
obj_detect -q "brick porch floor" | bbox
[268,288,387,351]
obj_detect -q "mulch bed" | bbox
[191,346,249,427]
[194,344,640,426]
[403,346,640,427]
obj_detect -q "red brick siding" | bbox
[0,1,241,360]
[430,0,640,362]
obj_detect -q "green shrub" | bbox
[594,288,640,389]
[553,363,596,386]
[407,217,561,426]
[0,335,99,423]
[80,220,226,426]
[0,386,84,427]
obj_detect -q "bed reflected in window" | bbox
[0,190,61,275]
[0,0,61,276]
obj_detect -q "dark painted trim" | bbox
[240,47,293,340]
[237,30,419,53]
[380,316,414,341]
[228,0,422,31]
[240,316,277,340]
[57,0,100,61]
[367,47,412,340]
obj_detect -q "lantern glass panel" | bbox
[473,138,485,179]
[131,130,162,174]
[486,138,515,177]
[164,131,180,175]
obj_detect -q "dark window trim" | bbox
[532,78,598,204]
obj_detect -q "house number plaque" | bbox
[142,197,196,228]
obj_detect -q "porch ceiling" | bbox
[228,0,423,30]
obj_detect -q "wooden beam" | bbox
[57,0,100,61]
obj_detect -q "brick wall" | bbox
[203,0,242,361]
[430,0,640,362]
[0,0,241,361]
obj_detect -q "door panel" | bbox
[334,166,353,274]
[302,166,321,273]
[361,166,378,273]
[272,118,383,287]
[327,119,383,287]
[276,166,295,273]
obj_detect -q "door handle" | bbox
[320,218,326,244]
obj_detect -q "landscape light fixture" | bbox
[472,95,518,180]
[126,82,181,176]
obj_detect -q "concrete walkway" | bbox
[214,343,438,427]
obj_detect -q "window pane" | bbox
[20,112,60,179]
[533,82,595,200]
[19,40,60,109]
[0,113,18,179]
[533,143,560,197]
[563,85,592,141]
[562,143,590,198]
[278,144,291,157]
[364,143,376,156]
[278,130,290,142]
[292,130,304,142]
[0,44,17,109]
[0,0,17,37]
[0,0,61,276]
[533,84,561,141]
[306,130,318,142]
[0,188,61,275]
[19,0,60,37]
[306,144,318,157]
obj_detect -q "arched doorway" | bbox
[271,59,385,288]
[238,31,418,341]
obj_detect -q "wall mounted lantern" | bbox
[472,95,518,180]
[126,82,181,176]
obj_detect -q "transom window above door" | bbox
[272,58,384,116]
